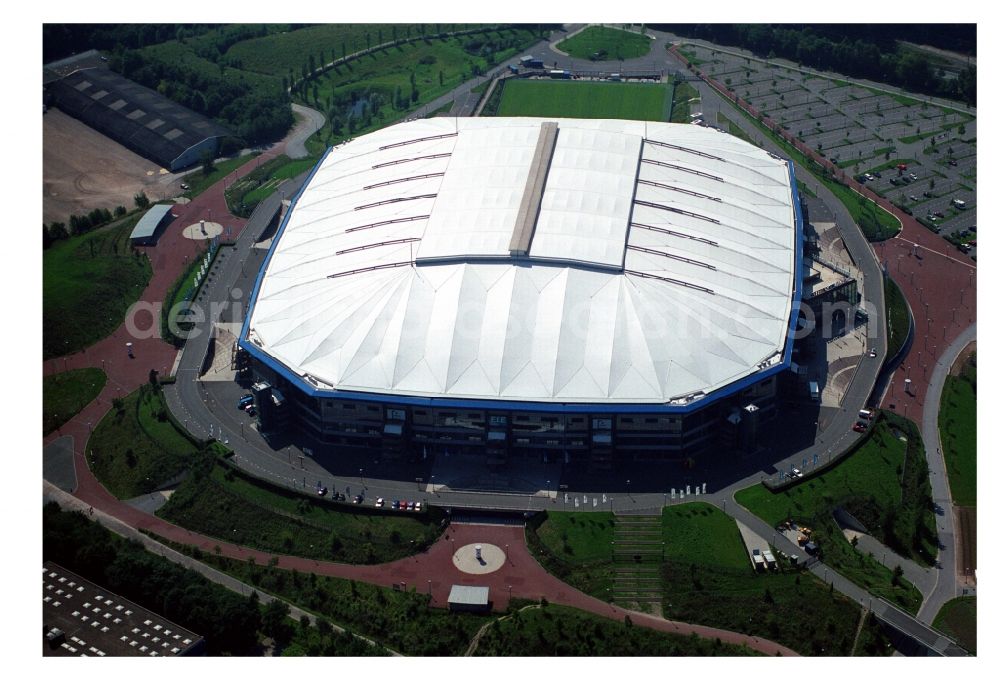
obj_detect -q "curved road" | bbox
[917,323,976,623]
[285,104,326,159]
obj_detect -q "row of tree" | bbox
[43,193,150,248]
[660,24,976,106]
[111,49,292,147]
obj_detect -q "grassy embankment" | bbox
[884,276,911,363]
[556,25,652,61]
[736,414,935,614]
[88,384,440,564]
[43,216,152,359]
[525,503,892,655]
[938,353,976,506]
[43,367,107,435]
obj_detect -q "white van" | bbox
[858,409,873,420]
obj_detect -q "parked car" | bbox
[868,349,877,358]
[180,182,190,190]
[246,405,256,417]
[237,394,253,409]
[791,468,803,479]
[400,500,408,511]
[375,497,384,508]
[353,494,363,504]
[316,486,328,496]
[414,501,422,512]
[392,500,400,510]
[853,422,868,432]
[406,501,415,511]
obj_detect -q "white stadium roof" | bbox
[244,117,800,406]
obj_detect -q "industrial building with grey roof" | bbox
[45,66,231,171]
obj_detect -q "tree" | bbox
[43,225,53,249]
[262,599,293,645]
[134,191,150,209]
[200,150,215,175]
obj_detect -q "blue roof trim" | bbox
[240,147,804,417]
[239,147,331,350]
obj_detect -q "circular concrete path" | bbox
[182,220,223,240]
[452,543,506,574]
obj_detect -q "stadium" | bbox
[239,117,803,467]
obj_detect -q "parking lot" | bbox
[684,44,977,255]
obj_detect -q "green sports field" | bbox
[497,80,672,121]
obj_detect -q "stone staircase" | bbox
[612,514,663,607]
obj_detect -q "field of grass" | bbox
[557,25,652,61]
[939,353,976,506]
[932,596,976,654]
[527,503,889,655]
[158,462,442,565]
[735,415,934,613]
[473,603,759,656]
[43,217,152,358]
[669,81,699,123]
[884,276,911,363]
[43,367,107,435]
[87,385,208,499]
[658,503,881,655]
[497,80,671,120]
[527,512,615,602]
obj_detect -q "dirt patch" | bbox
[43,108,183,224]
[955,505,976,581]
[949,341,977,377]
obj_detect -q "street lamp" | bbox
[626,479,631,497]
[360,468,365,487]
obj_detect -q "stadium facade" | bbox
[240,117,803,466]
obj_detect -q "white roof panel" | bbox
[246,118,798,405]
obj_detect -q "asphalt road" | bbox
[916,322,977,624]
[285,104,326,159]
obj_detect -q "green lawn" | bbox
[939,353,976,506]
[87,385,207,499]
[557,25,652,61]
[473,604,758,656]
[497,80,672,121]
[43,367,107,435]
[735,416,934,613]
[527,512,615,602]
[662,503,748,569]
[932,596,976,654]
[43,217,152,358]
[884,276,911,363]
[157,462,442,564]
